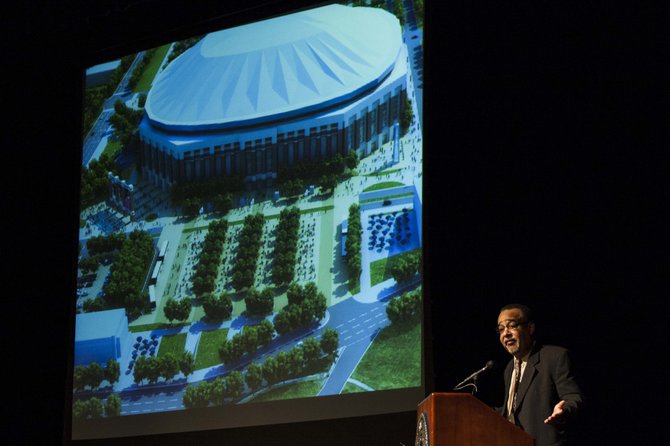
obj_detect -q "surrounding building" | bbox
[85,60,122,88]
[139,4,409,189]
[74,308,129,366]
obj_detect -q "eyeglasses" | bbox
[496,320,528,334]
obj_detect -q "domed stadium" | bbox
[139,3,408,188]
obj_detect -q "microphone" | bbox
[453,360,495,391]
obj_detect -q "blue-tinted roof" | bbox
[145,4,401,132]
[86,60,121,76]
[75,308,127,341]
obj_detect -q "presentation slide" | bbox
[72,1,424,439]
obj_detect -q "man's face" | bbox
[497,308,535,359]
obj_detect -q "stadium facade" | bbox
[139,4,409,189]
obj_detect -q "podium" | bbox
[415,393,533,446]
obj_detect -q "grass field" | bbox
[248,379,325,403]
[369,248,421,286]
[157,332,187,357]
[134,44,171,93]
[363,181,404,192]
[350,318,421,390]
[194,328,229,370]
[340,381,367,394]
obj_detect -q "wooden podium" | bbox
[415,393,533,446]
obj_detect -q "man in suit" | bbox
[497,304,583,446]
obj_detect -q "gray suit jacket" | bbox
[502,344,583,446]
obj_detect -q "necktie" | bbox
[511,359,521,413]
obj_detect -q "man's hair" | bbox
[499,303,534,323]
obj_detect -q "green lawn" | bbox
[369,248,420,286]
[129,322,188,332]
[134,44,171,92]
[249,379,325,402]
[194,328,229,370]
[340,381,367,394]
[157,332,186,357]
[363,181,404,192]
[102,139,121,160]
[350,319,421,390]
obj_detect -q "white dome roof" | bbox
[145,4,402,131]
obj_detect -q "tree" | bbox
[288,347,305,376]
[159,353,180,381]
[400,97,413,134]
[318,173,338,193]
[209,377,226,406]
[226,371,245,399]
[104,358,120,385]
[245,287,274,316]
[256,319,275,346]
[104,394,122,417]
[302,337,321,363]
[183,382,211,409]
[345,204,362,286]
[219,336,244,364]
[242,326,259,356]
[73,397,103,421]
[73,365,85,391]
[213,193,233,213]
[164,298,192,322]
[275,351,292,382]
[245,363,264,391]
[262,356,280,385]
[85,362,104,389]
[179,351,195,377]
[320,328,339,358]
[202,292,233,321]
[345,150,359,170]
[386,287,422,324]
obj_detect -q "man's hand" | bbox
[544,400,566,425]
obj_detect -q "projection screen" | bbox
[71,1,425,439]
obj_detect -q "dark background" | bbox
[3,1,667,445]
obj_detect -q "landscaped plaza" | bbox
[73,2,424,422]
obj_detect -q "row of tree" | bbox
[218,320,275,364]
[271,207,300,285]
[170,175,242,217]
[231,214,265,290]
[109,99,143,150]
[182,371,245,408]
[80,152,119,209]
[276,151,359,197]
[132,351,195,385]
[72,359,120,392]
[72,394,122,420]
[80,231,127,274]
[413,0,424,27]
[345,204,363,288]
[86,231,126,256]
[104,230,154,319]
[183,329,339,408]
[192,219,229,296]
[83,54,135,138]
[253,328,338,387]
